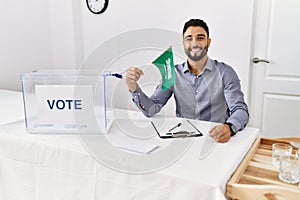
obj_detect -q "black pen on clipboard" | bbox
[168,123,181,132]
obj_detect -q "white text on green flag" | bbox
[152,46,176,91]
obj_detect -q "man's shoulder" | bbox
[209,58,240,82]
[210,58,235,73]
[210,58,231,68]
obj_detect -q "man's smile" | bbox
[189,47,203,53]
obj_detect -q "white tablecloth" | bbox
[0,89,260,200]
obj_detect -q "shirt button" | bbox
[196,90,199,93]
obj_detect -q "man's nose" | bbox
[190,38,198,46]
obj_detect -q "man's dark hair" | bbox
[183,19,209,37]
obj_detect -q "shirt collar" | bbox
[183,57,213,74]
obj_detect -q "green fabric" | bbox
[152,46,176,91]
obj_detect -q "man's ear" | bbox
[207,38,211,48]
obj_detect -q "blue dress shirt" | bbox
[131,58,249,131]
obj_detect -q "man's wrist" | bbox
[129,85,139,93]
[224,122,237,136]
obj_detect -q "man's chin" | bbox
[189,55,205,62]
[190,52,201,57]
[185,50,207,61]
[191,51,208,61]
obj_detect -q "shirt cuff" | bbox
[130,86,146,111]
[226,118,242,132]
[130,85,141,94]
[131,86,142,101]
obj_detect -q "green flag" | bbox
[152,46,176,91]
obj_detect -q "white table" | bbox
[0,89,260,200]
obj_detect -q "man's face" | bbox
[183,26,211,62]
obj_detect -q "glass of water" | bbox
[272,143,292,168]
[279,158,300,184]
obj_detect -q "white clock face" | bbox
[86,0,108,14]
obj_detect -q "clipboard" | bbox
[151,121,203,139]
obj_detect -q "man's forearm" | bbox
[131,87,163,117]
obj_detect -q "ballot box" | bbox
[20,70,113,134]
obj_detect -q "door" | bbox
[249,0,300,137]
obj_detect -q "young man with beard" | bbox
[125,19,249,143]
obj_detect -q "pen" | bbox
[186,120,203,136]
[168,123,182,132]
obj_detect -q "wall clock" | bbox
[86,0,109,14]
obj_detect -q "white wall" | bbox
[76,0,254,102]
[1,0,254,101]
[0,0,76,91]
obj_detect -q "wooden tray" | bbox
[226,137,300,200]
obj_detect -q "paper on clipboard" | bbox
[150,120,203,139]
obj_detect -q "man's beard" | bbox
[185,45,208,61]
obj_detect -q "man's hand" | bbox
[125,67,144,92]
[209,124,231,143]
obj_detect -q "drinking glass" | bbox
[272,143,292,168]
[279,158,300,184]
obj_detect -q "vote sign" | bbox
[35,85,94,127]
